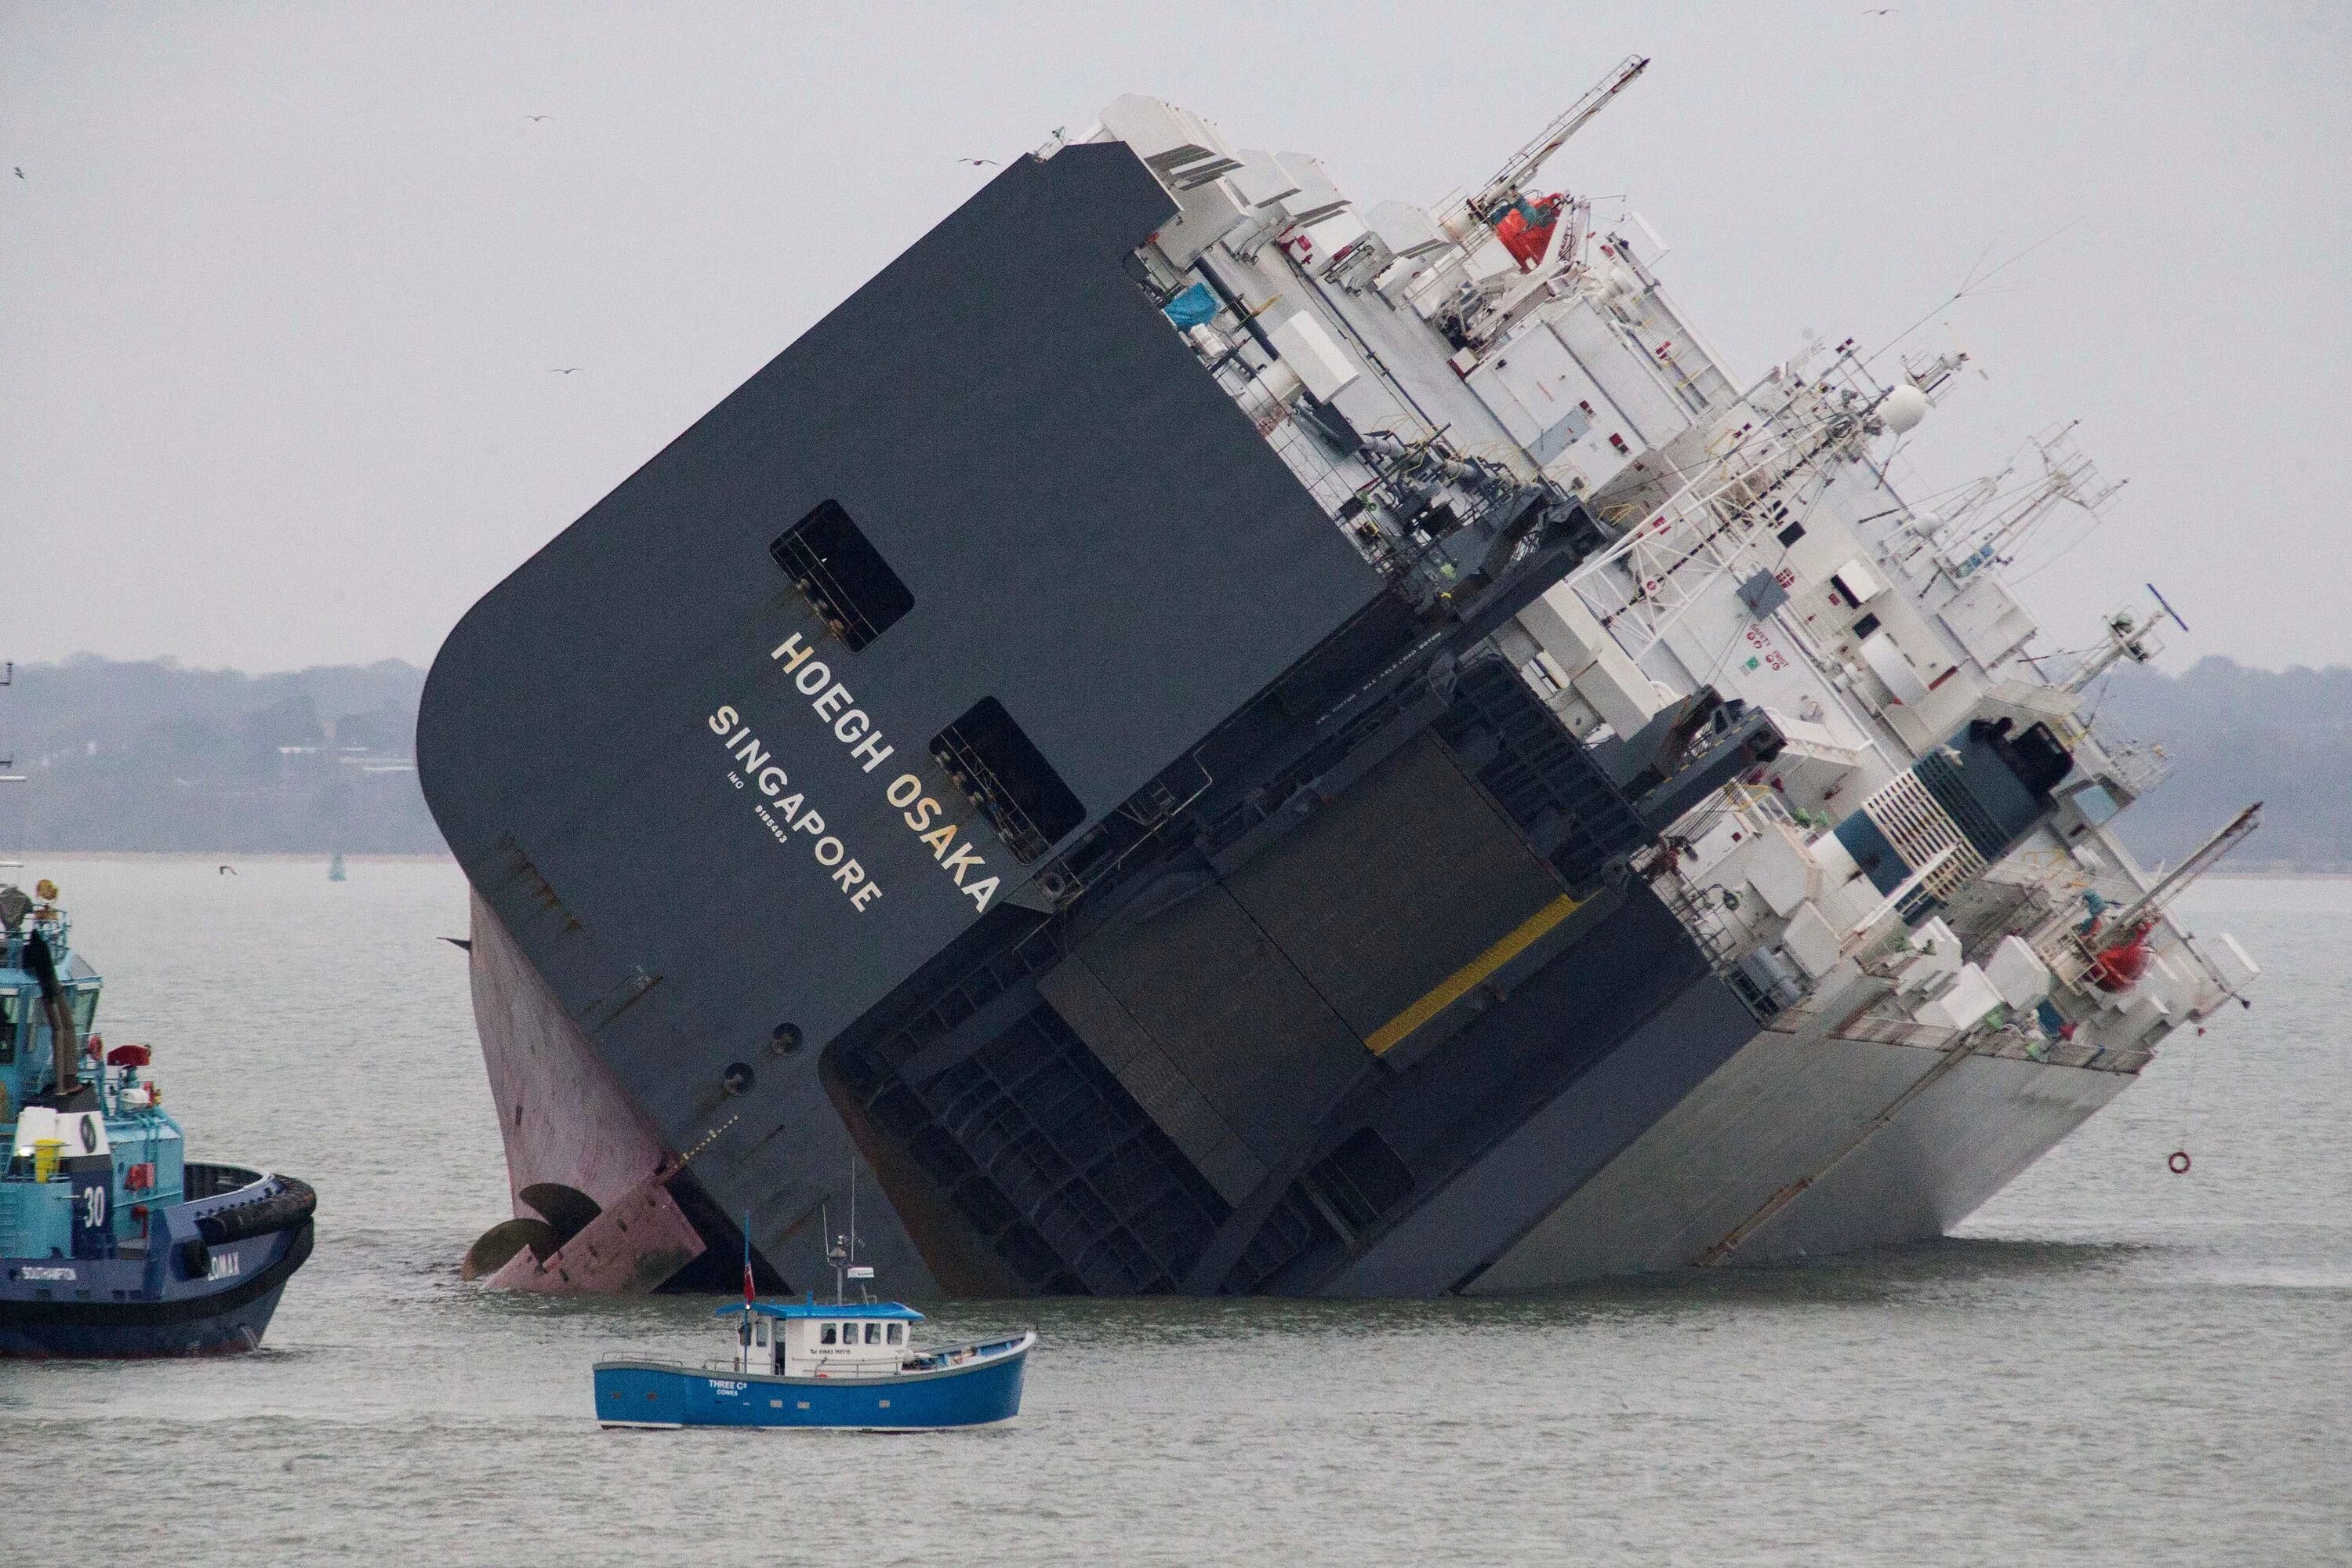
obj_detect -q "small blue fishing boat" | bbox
[1,879,315,1357]
[594,1220,1033,1431]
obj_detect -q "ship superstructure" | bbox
[422,70,2258,1298]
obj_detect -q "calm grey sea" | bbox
[3,856,2346,1566]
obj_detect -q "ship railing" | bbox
[702,1359,909,1381]
[1766,987,2151,1074]
[1,913,73,971]
[902,1331,1031,1370]
[2078,714,2171,802]
[1762,1000,1962,1053]
[704,1333,1028,1381]
[1972,1026,2151,1076]
[1207,352,1369,527]
[1648,786,1826,1019]
[1649,866,1755,1000]
[2026,913,2098,990]
[1673,782,1800,845]
[1936,872,2056,964]
[1555,414,1822,663]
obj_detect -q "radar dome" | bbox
[1880,383,1929,434]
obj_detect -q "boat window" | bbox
[0,992,17,1064]
[927,696,1086,865]
[769,499,915,652]
[887,1323,904,1345]
[864,1323,882,1345]
[819,1323,837,1345]
[69,986,96,1034]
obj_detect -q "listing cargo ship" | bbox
[422,64,2260,1298]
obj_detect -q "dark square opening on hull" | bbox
[930,697,1085,866]
[769,499,914,652]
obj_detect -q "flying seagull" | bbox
[217,864,236,876]
[12,168,22,180]
[956,157,998,167]
[1864,6,1896,13]
[550,366,581,374]
[523,114,554,122]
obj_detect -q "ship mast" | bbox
[2064,584,2189,691]
[1939,423,2126,582]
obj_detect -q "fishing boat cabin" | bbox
[731,1298,925,1378]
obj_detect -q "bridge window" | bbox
[0,992,17,1064]
[864,1323,882,1345]
[887,1323,904,1345]
[819,1323,838,1345]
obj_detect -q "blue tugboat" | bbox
[594,1222,1033,1431]
[0,878,315,1356]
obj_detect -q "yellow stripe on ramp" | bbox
[1362,893,1584,1057]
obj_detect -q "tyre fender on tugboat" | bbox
[195,1174,318,1247]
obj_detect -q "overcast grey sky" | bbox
[3,2,2345,674]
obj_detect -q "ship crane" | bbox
[2111,802,2263,931]
[2082,800,2263,996]
[1465,54,1650,224]
[1432,56,1652,332]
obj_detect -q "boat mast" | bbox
[824,1200,846,1305]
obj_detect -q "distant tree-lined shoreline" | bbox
[0,655,437,854]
